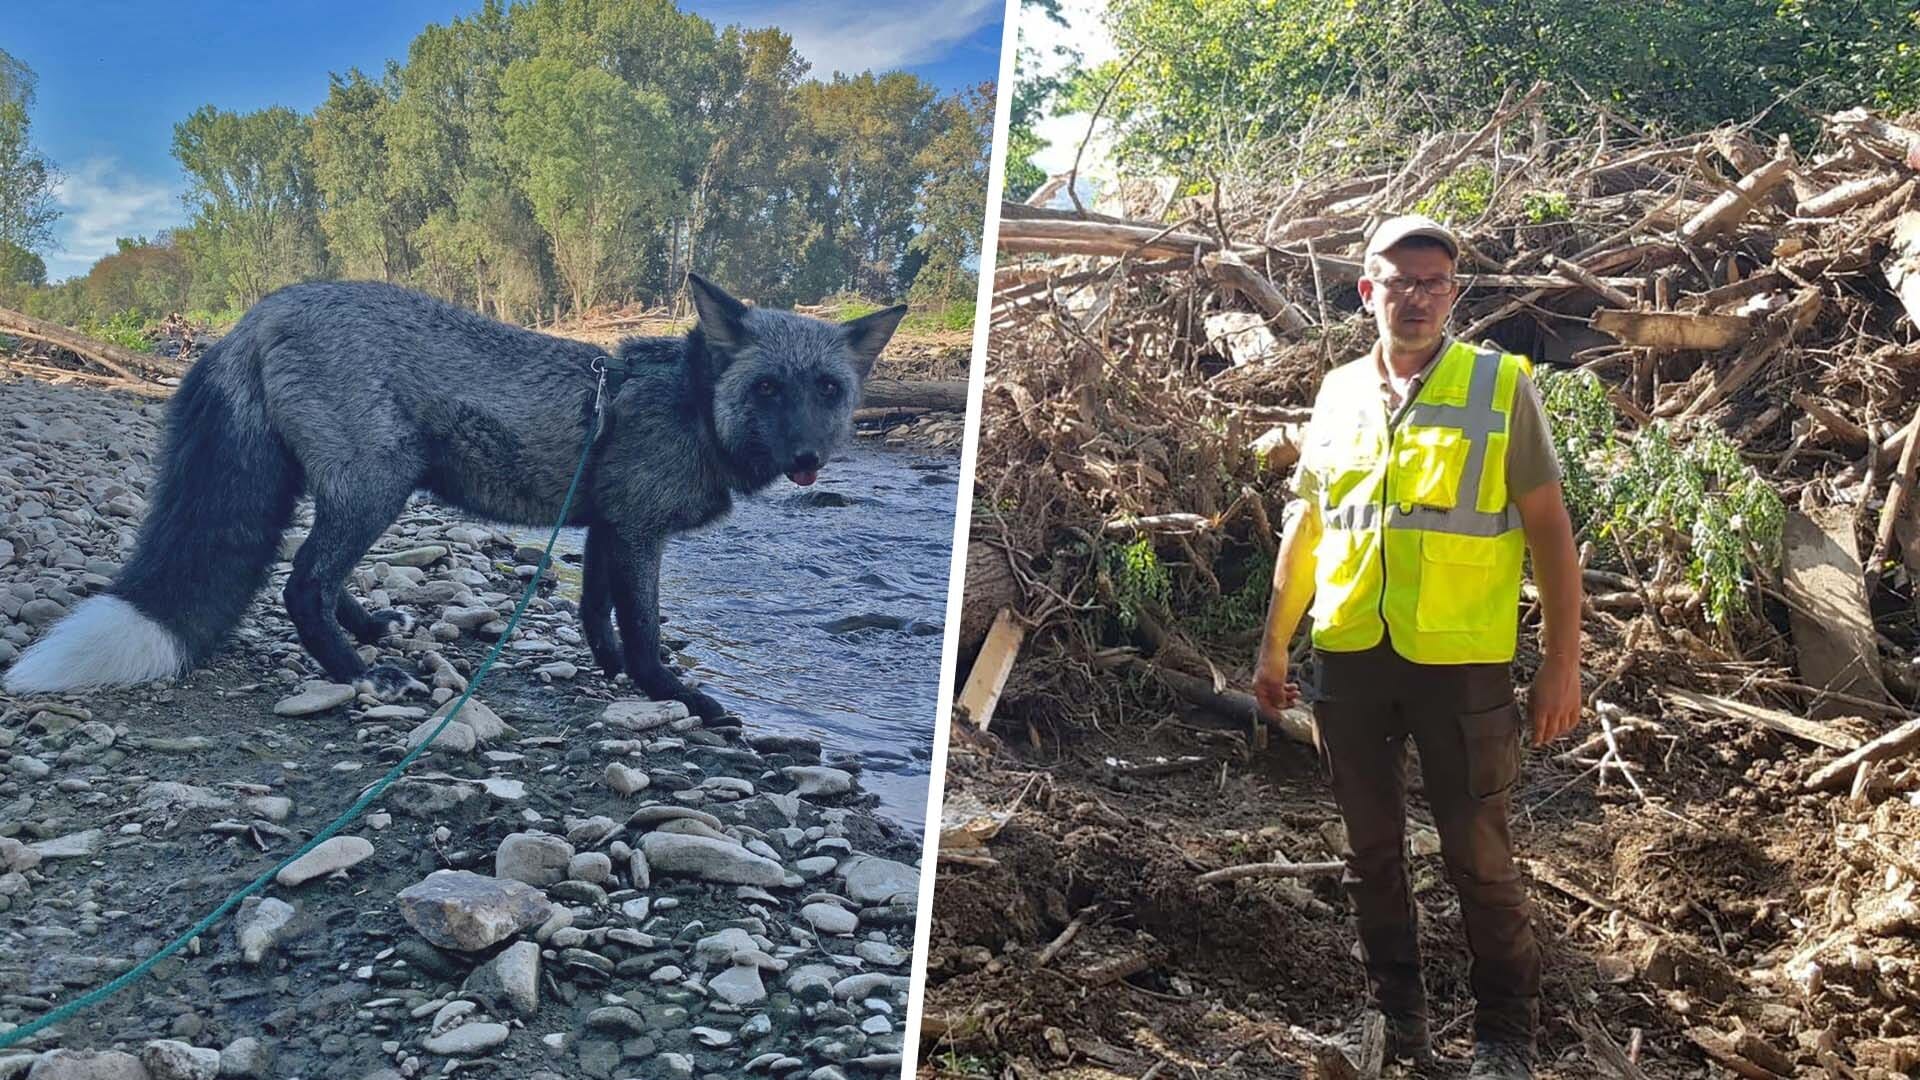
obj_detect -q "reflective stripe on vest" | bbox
[1308,340,1531,664]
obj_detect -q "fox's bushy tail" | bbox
[3,333,300,694]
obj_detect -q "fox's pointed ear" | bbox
[687,272,750,352]
[842,304,908,380]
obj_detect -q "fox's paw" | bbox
[680,689,728,721]
[355,664,428,702]
[371,609,415,636]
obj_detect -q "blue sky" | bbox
[8,0,1005,282]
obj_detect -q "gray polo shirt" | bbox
[1291,339,1561,516]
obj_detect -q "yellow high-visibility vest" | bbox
[1305,340,1533,664]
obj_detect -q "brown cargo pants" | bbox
[1310,640,1541,1046]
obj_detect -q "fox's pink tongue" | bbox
[787,468,819,486]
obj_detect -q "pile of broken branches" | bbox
[976,91,1920,728]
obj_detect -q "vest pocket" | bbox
[1390,426,1468,509]
[1415,530,1495,631]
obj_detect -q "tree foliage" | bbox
[311,68,411,282]
[0,49,58,256]
[1087,0,1920,177]
[910,82,996,304]
[9,0,990,330]
[502,55,673,314]
[171,104,327,308]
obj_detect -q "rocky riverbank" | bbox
[0,375,928,1080]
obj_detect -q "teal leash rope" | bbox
[0,367,606,1052]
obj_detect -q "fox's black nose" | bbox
[792,451,821,472]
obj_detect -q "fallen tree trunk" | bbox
[1887,211,1920,331]
[1679,154,1794,242]
[859,379,968,411]
[1782,507,1896,715]
[1591,309,1751,350]
[0,304,188,381]
[997,213,1219,259]
[1662,688,1863,752]
[1205,250,1310,332]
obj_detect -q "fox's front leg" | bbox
[581,523,624,677]
[607,527,725,719]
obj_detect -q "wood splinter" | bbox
[1197,860,1345,886]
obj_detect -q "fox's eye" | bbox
[754,378,778,397]
[818,377,840,400]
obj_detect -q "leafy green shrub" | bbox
[186,307,244,331]
[1521,189,1571,224]
[1190,552,1274,636]
[1106,535,1172,629]
[1538,366,1615,529]
[1412,163,1493,223]
[901,299,975,333]
[931,1051,996,1078]
[83,310,153,352]
[1537,369,1784,624]
[816,293,885,321]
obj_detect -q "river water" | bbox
[545,441,957,831]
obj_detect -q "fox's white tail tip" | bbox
[2,595,187,695]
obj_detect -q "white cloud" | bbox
[770,0,1001,78]
[44,158,184,282]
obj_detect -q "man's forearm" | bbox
[1257,502,1320,665]
[1528,511,1583,661]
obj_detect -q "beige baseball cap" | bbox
[1364,213,1459,260]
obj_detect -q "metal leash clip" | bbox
[590,357,608,440]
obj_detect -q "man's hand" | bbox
[1527,654,1582,746]
[1252,653,1302,717]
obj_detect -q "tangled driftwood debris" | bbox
[0,305,188,395]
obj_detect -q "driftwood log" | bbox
[860,379,968,412]
[0,303,187,382]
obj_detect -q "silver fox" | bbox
[3,275,907,718]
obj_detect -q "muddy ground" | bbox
[917,634,1920,1080]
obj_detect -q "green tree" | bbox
[171,105,326,307]
[311,68,414,281]
[1096,0,1920,178]
[0,240,45,288]
[79,235,194,318]
[909,82,994,303]
[0,49,58,255]
[382,3,542,317]
[18,0,994,329]
[500,54,673,316]
[691,25,814,305]
[514,0,728,300]
[796,71,939,298]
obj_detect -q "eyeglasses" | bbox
[1371,275,1458,296]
